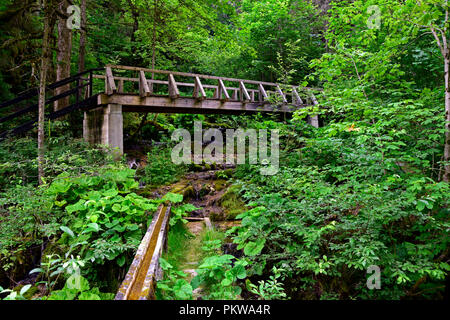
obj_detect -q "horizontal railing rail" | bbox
[0,68,102,139]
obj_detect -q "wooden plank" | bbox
[139,71,151,97]
[168,74,179,99]
[259,84,268,102]
[193,76,206,100]
[239,81,250,102]
[218,79,230,101]
[118,79,124,93]
[276,85,288,104]
[292,87,303,105]
[105,67,117,95]
[99,94,297,114]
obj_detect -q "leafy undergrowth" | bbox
[225,122,450,300]
[0,136,189,300]
[157,220,249,300]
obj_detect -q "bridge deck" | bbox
[97,94,301,115]
[0,65,321,141]
[92,65,319,116]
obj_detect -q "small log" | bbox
[218,79,230,101]
[193,76,206,100]
[276,85,288,104]
[239,81,250,102]
[139,71,151,97]
[258,84,268,102]
[292,87,303,105]
[168,74,179,99]
[105,67,117,95]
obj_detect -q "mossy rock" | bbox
[218,185,246,220]
[199,184,213,198]
[182,186,196,201]
[213,179,228,192]
[188,164,204,172]
[137,185,156,198]
[209,208,226,221]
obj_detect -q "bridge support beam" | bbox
[308,115,320,128]
[83,104,123,157]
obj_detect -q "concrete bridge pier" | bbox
[83,103,123,157]
[308,115,320,128]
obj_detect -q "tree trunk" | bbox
[54,0,72,112]
[78,0,87,73]
[38,0,51,186]
[444,55,450,182]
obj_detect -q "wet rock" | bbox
[182,186,196,201]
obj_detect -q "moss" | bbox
[218,185,247,220]
[209,208,226,222]
[188,164,204,172]
[44,240,66,256]
[213,179,228,192]
[182,186,196,201]
[214,169,234,179]
[13,284,39,299]
[137,185,156,198]
[204,163,211,171]
[199,184,213,198]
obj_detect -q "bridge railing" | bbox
[94,65,320,108]
[0,69,101,139]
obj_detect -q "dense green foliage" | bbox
[1,0,449,301]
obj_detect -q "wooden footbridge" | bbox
[0,65,320,154]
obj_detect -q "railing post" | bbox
[89,70,93,98]
[76,77,80,104]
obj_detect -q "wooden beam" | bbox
[139,71,151,97]
[259,84,268,103]
[118,79,124,93]
[232,89,238,100]
[94,75,272,96]
[213,87,219,99]
[239,81,250,102]
[105,67,117,95]
[218,79,230,101]
[292,87,303,105]
[276,85,288,104]
[98,94,297,114]
[310,92,319,106]
[168,74,179,99]
[308,92,320,128]
[193,76,206,100]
